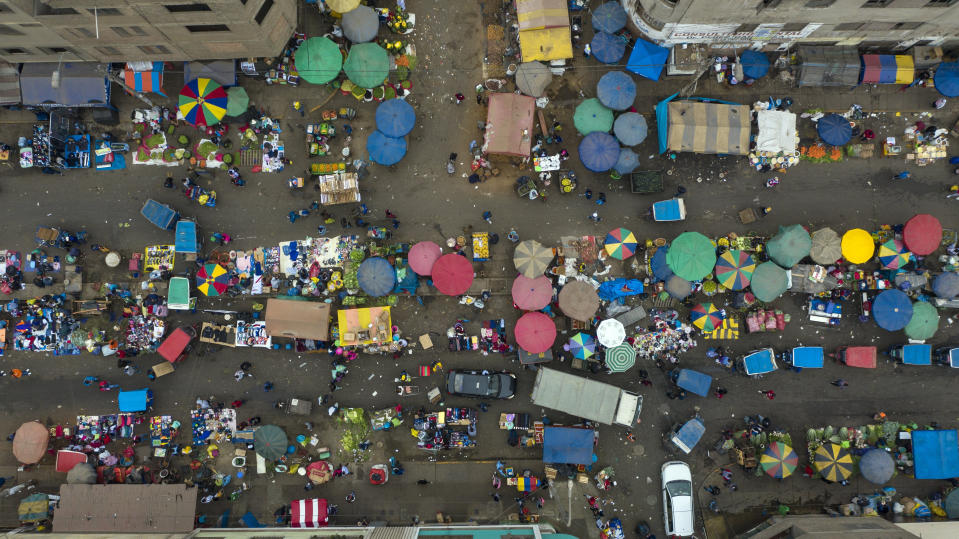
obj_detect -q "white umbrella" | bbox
[596,318,626,347]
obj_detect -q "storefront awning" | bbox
[516,0,569,31]
[123,61,166,96]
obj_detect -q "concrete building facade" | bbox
[623,0,959,49]
[0,0,296,64]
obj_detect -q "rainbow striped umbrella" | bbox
[878,238,911,269]
[178,78,227,127]
[568,332,596,359]
[714,249,756,290]
[760,442,799,479]
[196,263,229,297]
[604,228,638,260]
[690,303,723,333]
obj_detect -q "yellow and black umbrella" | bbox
[814,443,854,482]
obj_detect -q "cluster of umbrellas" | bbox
[368,98,415,165]
[759,441,895,485]
[590,3,628,65]
[407,243,475,296]
[294,37,390,89]
[575,72,648,173]
[872,289,940,340]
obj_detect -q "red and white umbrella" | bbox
[511,275,553,310]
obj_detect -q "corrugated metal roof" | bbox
[53,484,198,533]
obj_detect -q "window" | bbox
[71,27,95,38]
[735,23,759,33]
[0,25,24,36]
[893,22,923,30]
[3,48,28,54]
[96,46,121,55]
[862,0,892,6]
[254,0,273,24]
[805,0,835,6]
[165,3,212,12]
[0,2,10,13]
[40,47,70,54]
[111,26,130,37]
[781,22,806,31]
[834,22,864,31]
[926,0,957,6]
[138,45,171,54]
[43,7,78,15]
[88,8,122,15]
[19,23,42,27]
[186,24,230,32]
[130,26,147,36]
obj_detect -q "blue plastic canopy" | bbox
[118,389,150,412]
[934,62,959,98]
[933,271,959,298]
[743,349,777,374]
[375,98,416,138]
[913,430,959,479]
[543,427,594,465]
[613,112,647,146]
[902,344,932,365]
[613,148,639,174]
[792,346,824,368]
[367,129,407,165]
[740,50,770,80]
[357,257,396,297]
[592,1,627,33]
[671,418,705,453]
[873,289,913,331]
[676,369,712,397]
[626,38,670,81]
[578,132,620,172]
[817,114,852,146]
[650,245,673,281]
[597,71,636,111]
[174,220,197,254]
[652,199,684,221]
[597,278,644,302]
[591,32,625,65]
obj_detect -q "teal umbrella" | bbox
[665,232,716,281]
[294,37,343,85]
[226,86,249,117]
[766,224,812,268]
[573,98,614,135]
[254,425,289,461]
[905,301,940,340]
[344,43,389,88]
[750,262,789,303]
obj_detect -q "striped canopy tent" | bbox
[568,332,596,360]
[690,303,723,333]
[664,100,750,155]
[604,228,638,260]
[123,62,166,96]
[861,54,914,84]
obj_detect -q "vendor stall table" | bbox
[317,172,360,205]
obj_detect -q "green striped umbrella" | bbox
[573,98,614,135]
[604,343,636,373]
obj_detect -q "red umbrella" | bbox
[511,275,553,310]
[514,312,556,354]
[408,241,442,276]
[903,214,942,256]
[431,254,474,296]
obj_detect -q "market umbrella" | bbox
[511,275,553,311]
[591,31,626,65]
[760,442,799,479]
[294,37,343,85]
[859,449,895,485]
[650,246,673,281]
[715,249,755,291]
[841,228,875,264]
[604,228,638,260]
[946,488,959,518]
[254,425,289,461]
[809,227,842,265]
[431,254,474,296]
[605,343,636,373]
[226,86,249,117]
[766,224,812,268]
[665,275,692,299]
[66,462,96,484]
[817,114,852,146]
[408,241,442,276]
[574,98,614,135]
[344,42,389,89]
[514,312,556,354]
[592,1,627,33]
[613,148,639,175]
[342,5,379,43]
[178,78,227,127]
[934,61,959,98]
[557,280,600,322]
[878,239,911,269]
[905,301,940,340]
[903,213,942,256]
[749,262,789,303]
[597,71,636,111]
[740,50,770,79]
[933,271,959,299]
[873,289,913,331]
[12,421,48,464]
[666,232,716,281]
[568,332,596,359]
[306,460,332,484]
[367,130,407,165]
[578,132,620,172]
[690,303,723,333]
[357,257,396,297]
[375,98,416,138]
[514,61,552,97]
[613,112,647,146]
[196,263,229,297]
[814,443,854,482]
[326,0,361,13]
[513,240,554,278]
[596,318,626,347]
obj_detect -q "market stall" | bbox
[317,172,361,205]
[149,415,178,457]
[484,92,535,157]
[657,95,750,155]
[797,46,860,87]
[411,408,477,451]
[337,306,392,347]
[542,426,594,465]
[190,407,236,445]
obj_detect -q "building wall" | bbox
[0,0,296,64]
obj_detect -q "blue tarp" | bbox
[578,132,620,172]
[394,266,418,295]
[592,1,627,33]
[240,510,267,528]
[873,289,913,331]
[676,369,712,397]
[140,199,179,230]
[817,113,852,146]
[118,389,150,412]
[743,349,777,374]
[650,245,673,281]
[933,272,959,299]
[671,418,706,453]
[597,71,636,111]
[902,344,932,365]
[613,148,639,174]
[613,112,647,146]
[792,347,824,368]
[375,98,416,138]
[174,220,197,254]
[598,278,644,302]
[591,32,625,65]
[934,62,959,98]
[367,130,407,165]
[652,199,683,221]
[543,427,594,465]
[740,50,770,80]
[913,430,959,479]
[626,38,670,81]
[357,257,396,297]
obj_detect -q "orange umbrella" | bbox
[13,421,48,464]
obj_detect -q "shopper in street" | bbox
[831,379,849,389]
[759,389,775,400]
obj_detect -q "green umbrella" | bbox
[295,37,343,85]
[766,224,812,268]
[253,425,289,461]
[573,98,614,135]
[604,343,636,373]
[666,232,716,281]
[905,301,940,340]
[750,262,789,303]
[344,43,389,89]
[226,86,249,117]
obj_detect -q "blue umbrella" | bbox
[817,114,852,146]
[597,71,636,111]
[934,62,959,98]
[613,112,647,146]
[367,130,407,165]
[375,99,415,138]
[650,245,673,281]
[591,32,625,65]
[592,1,627,33]
[873,289,913,331]
[613,148,639,174]
[740,50,770,80]
[357,257,396,297]
[578,132,620,172]
[626,38,669,81]
[933,271,959,299]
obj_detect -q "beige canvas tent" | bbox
[484,93,536,157]
[265,298,332,341]
[666,101,750,156]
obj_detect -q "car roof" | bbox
[456,372,491,393]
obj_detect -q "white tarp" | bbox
[756,110,797,153]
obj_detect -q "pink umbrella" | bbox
[408,241,442,276]
[511,275,553,311]
[514,312,556,354]
[431,254,474,296]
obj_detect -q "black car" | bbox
[446,370,517,399]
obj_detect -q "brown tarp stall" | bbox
[265,298,332,341]
[516,0,569,31]
[666,101,750,156]
[53,484,198,533]
[484,93,536,157]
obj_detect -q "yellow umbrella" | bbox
[326,0,361,13]
[814,443,854,482]
[841,228,875,264]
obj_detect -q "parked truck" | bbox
[531,367,642,426]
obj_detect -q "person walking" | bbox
[454,93,465,105]
[346,491,356,503]
[417,479,431,485]
[759,389,775,400]
[714,387,728,399]
[482,211,492,224]
[596,193,606,205]
[831,379,849,389]
[263,381,274,392]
